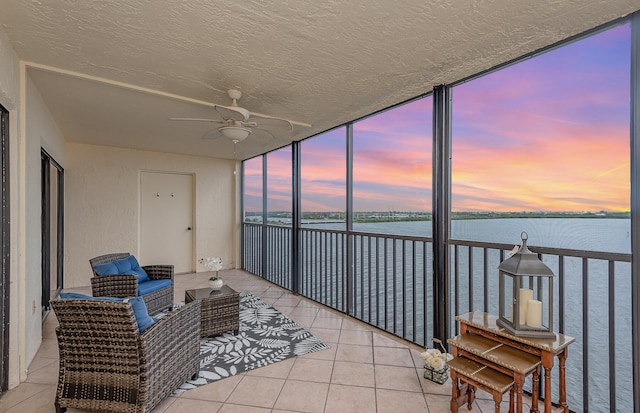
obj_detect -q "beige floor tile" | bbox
[312,316,343,330]
[245,357,295,379]
[339,329,373,346]
[373,331,410,348]
[300,343,337,361]
[219,403,272,412]
[0,384,55,413]
[373,346,415,367]
[273,295,302,307]
[288,305,320,318]
[288,357,334,383]
[179,374,243,402]
[376,388,429,413]
[160,396,223,412]
[24,358,58,385]
[310,327,341,343]
[374,365,423,392]
[475,396,516,413]
[289,314,315,328]
[33,338,59,359]
[273,380,328,413]
[425,393,457,412]
[225,376,285,408]
[324,383,376,413]
[335,343,374,364]
[341,318,371,331]
[331,361,375,387]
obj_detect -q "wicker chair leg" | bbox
[55,402,66,413]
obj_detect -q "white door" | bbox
[140,171,193,273]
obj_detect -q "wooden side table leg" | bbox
[468,384,476,410]
[515,376,524,413]
[509,386,514,413]
[492,391,503,413]
[542,352,554,413]
[530,366,539,413]
[558,349,569,413]
[544,366,552,413]
[450,370,459,413]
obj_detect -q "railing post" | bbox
[630,10,640,413]
[346,123,354,315]
[292,141,301,294]
[262,154,268,279]
[432,84,451,345]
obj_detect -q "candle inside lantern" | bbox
[518,288,533,325]
[526,299,543,328]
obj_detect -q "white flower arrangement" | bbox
[420,338,453,372]
[198,257,223,272]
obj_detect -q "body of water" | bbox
[299,217,632,412]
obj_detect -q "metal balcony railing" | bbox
[242,222,632,412]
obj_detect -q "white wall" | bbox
[65,143,237,288]
[0,25,67,388]
[23,74,67,365]
[0,23,23,391]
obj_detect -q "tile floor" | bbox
[0,269,555,413]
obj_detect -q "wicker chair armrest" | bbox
[91,274,139,297]
[142,264,174,282]
[140,301,201,408]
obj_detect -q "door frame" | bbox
[41,149,64,315]
[0,104,9,393]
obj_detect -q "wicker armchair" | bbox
[51,298,201,413]
[90,252,174,315]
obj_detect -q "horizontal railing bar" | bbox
[448,238,631,262]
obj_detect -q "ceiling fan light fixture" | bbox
[219,126,251,142]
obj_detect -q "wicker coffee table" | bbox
[185,285,240,337]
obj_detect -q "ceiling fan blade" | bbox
[214,105,250,122]
[202,129,224,140]
[249,116,293,132]
[169,117,227,124]
[248,128,276,144]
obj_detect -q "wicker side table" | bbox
[185,285,240,337]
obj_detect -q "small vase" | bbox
[209,278,223,290]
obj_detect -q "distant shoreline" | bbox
[244,211,630,224]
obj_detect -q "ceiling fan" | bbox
[169,89,294,144]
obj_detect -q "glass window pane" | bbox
[267,146,292,225]
[243,156,263,223]
[451,24,630,253]
[301,127,346,229]
[353,97,433,235]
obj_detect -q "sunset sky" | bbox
[245,22,630,214]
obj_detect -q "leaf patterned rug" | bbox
[176,291,329,392]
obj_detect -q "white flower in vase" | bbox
[199,257,224,289]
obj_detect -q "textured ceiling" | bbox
[0,0,638,160]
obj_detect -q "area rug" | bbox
[175,291,329,392]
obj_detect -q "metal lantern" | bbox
[497,232,555,338]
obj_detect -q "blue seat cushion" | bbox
[58,291,156,333]
[94,255,150,284]
[137,279,171,296]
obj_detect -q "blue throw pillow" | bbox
[113,257,133,273]
[93,262,118,276]
[124,297,155,332]
[97,256,150,284]
[128,256,150,283]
